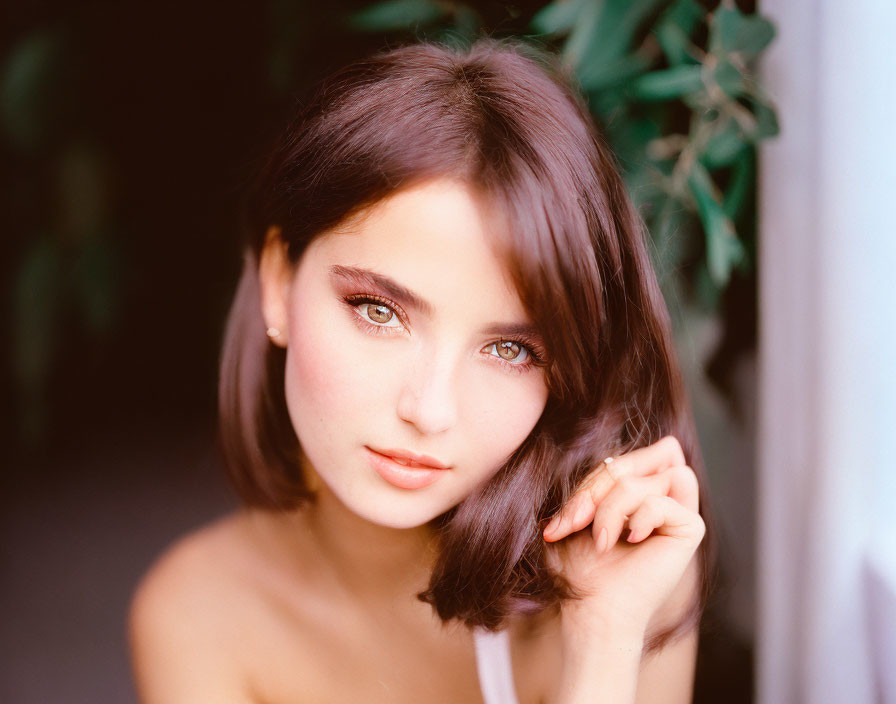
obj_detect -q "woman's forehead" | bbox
[311,179,531,326]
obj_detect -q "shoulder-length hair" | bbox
[217,36,720,658]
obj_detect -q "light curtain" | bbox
[758,1,896,702]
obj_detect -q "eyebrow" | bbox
[328,264,544,342]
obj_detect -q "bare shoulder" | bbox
[128,510,260,703]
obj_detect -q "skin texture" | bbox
[128,178,704,703]
[262,178,551,533]
[541,438,705,703]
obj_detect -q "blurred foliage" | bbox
[349,0,779,316]
[2,27,122,446]
[2,0,775,446]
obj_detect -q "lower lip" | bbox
[365,447,449,489]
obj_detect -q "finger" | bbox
[591,472,671,549]
[543,491,592,542]
[624,494,666,543]
[543,459,697,543]
[625,494,706,544]
[620,435,687,477]
[591,465,698,550]
[544,455,646,541]
[667,464,700,514]
[570,435,687,517]
[542,435,688,542]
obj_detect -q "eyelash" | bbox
[340,293,548,375]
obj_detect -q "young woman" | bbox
[128,37,719,704]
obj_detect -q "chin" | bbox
[350,498,450,531]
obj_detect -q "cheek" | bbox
[461,374,548,474]
[282,297,385,448]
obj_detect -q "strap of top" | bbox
[472,626,521,704]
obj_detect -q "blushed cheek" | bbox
[465,379,548,475]
[282,302,390,452]
[285,320,346,437]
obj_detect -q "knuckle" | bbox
[637,499,659,521]
[626,513,646,533]
[580,461,609,490]
[617,477,643,504]
[692,515,707,540]
[662,434,686,460]
[608,455,629,476]
[617,474,636,492]
[593,500,612,523]
[644,494,668,510]
[594,497,620,526]
[671,463,699,486]
[569,490,591,513]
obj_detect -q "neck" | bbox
[262,457,441,610]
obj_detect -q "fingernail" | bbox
[597,526,608,553]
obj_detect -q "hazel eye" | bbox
[491,340,529,364]
[359,301,401,327]
[343,295,405,330]
[342,291,545,375]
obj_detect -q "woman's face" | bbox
[260,178,549,529]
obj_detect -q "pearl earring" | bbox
[266,327,281,338]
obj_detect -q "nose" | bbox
[396,347,458,435]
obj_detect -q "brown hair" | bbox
[217,36,720,658]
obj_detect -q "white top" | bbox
[472,626,521,704]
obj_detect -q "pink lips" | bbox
[368,446,451,470]
[365,447,450,489]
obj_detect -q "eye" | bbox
[342,294,406,332]
[487,340,530,365]
[341,292,547,375]
[356,300,403,328]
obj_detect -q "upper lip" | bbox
[369,446,452,470]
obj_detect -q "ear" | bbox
[258,224,291,349]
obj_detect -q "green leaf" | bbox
[0,30,66,152]
[688,162,745,286]
[750,96,780,139]
[347,0,447,31]
[628,65,703,101]
[626,167,666,213]
[606,113,662,168]
[655,24,694,67]
[722,148,754,220]
[709,5,776,59]
[532,0,590,35]
[663,0,703,34]
[701,117,746,169]
[695,260,722,311]
[577,51,651,92]
[713,57,745,98]
[655,0,704,65]
[568,0,666,71]
[562,0,603,67]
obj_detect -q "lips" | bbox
[387,457,428,468]
[367,446,451,470]
[365,447,451,490]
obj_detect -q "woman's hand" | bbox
[542,435,705,638]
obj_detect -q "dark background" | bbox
[1,2,751,701]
